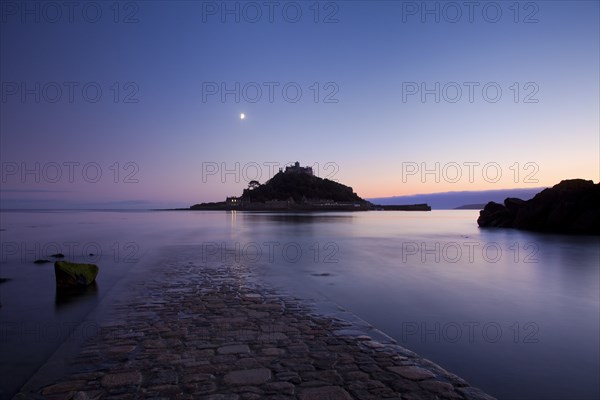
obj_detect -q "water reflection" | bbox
[55,282,99,310]
[239,212,355,224]
[0,210,597,400]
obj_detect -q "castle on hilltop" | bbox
[283,161,313,176]
[191,159,431,211]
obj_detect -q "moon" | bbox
[240,113,246,120]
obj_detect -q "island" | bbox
[189,162,431,212]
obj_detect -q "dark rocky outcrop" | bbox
[477,179,600,234]
[240,171,365,204]
[191,169,373,211]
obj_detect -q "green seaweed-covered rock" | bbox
[54,261,99,287]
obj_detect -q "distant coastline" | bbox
[454,203,486,210]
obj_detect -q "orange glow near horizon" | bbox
[353,174,599,199]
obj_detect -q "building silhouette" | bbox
[284,161,313,176]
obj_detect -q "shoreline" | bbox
[184,203,432,212]
[14,256,495,400]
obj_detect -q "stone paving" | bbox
[14,256,496,400]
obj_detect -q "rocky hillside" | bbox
[240,171,367,204]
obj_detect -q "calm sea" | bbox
[0,210,598,400]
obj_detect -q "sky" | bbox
[1,0,598,209]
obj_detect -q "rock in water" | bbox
[478,179,600,234]
[54,261,99,287]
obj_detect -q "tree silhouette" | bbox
[248,180,260,190]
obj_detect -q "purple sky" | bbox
[1,1,598,209]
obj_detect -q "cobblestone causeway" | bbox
[14,257,496,400]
